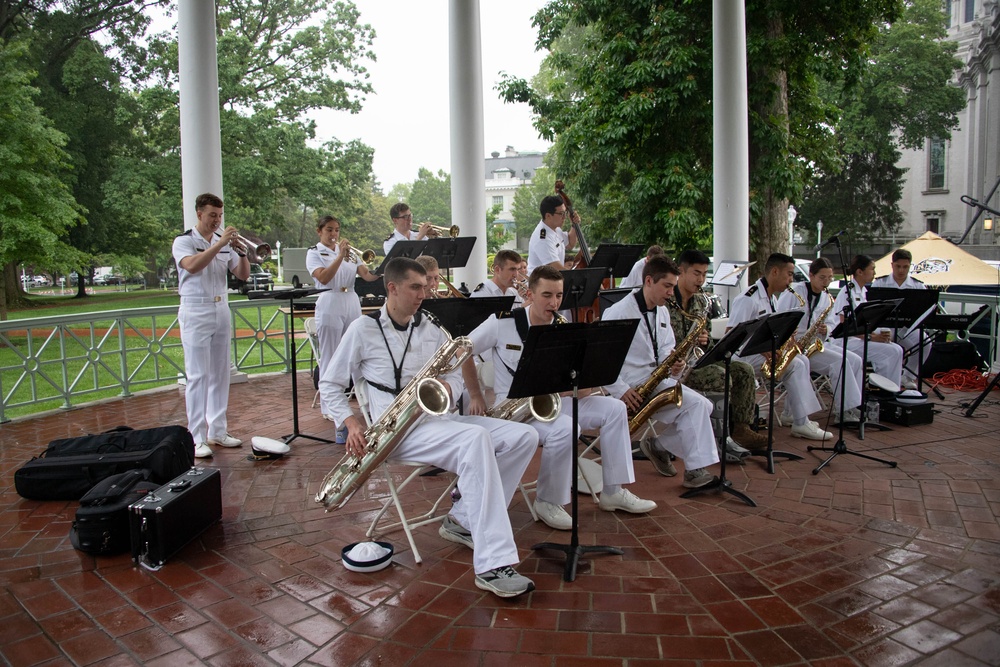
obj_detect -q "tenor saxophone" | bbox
[315,325,473,511]
[798,289,834,358]
[760,287,806,380]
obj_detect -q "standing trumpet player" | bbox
[383,202,435,255]
[172,193,248,458]
[307,216,380,431]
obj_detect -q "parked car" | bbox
[31,275,51,287]
[228,264,273,294]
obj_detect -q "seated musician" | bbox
[776,258,865,422]
[621,245,663,289]
[667,250,764,457]
[527,195,579,272]
[319,257,539,598]
[871,249,926,388]
[831,255,904,388]
[601,256,720,488]
[472,249,524,304]
[727,253,833,441]
[462,265,657,531]
[415,255,443,299]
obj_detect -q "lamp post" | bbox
[787,205,797,255]
[276,240,282,284]
[815,220,823,258]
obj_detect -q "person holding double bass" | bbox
[527,195,579,273]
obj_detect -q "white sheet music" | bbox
[711,260,754,287]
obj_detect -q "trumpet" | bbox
[413,223,460,238]
[232,234,271,262]
[347,245,376,265]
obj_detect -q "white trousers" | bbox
[179,302,232,444]
[646,381,719,470]
[389,415,537,574]
[846,338,903,386]
[739,353,823,421]
[315,292,361,416]
[808,344,864,411]
[529,395,635,507]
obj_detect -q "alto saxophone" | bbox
[760,287,806,380]
[315,321,473,511]
[486,312,566,424]
[798,289,834,358]
[626,307,709,436]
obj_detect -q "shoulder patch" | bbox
[473,282,484,293]
[308,244,318,250]
[177,229,194,238]
[911,276,923,284]
[384,233,394,241]
[745,284,759,297]
[539,228,547,239]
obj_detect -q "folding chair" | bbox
[354,378,457,564]
[303,317,322,409]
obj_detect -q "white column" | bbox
[712,1,751,301]
[448,0,487,289]
[964,74,979,241]
[178,0,224,231]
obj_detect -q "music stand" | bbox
[809,300,900,471]
[739,311,805,474]
[250,288,334,445]
[680,318,764,506]
[589,244,643,282]
[868,287,940,390]
[354,274,386,299]
[559,268,606,321]
[508,319,639,582]
[598,287,632,311]
[419,296,515,338]
[375,240,428,274]
[423,237,476,283]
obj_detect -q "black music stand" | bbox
[589,244,643,283]
[375,240,428,274]
[250,288,335,445]
[868,287,940,391]
[419,296,515,338]
[599,287,633,311]
[559,268,606,322]
[809,300,900,472]
[509,319,639,582]
[740,311,805,474]
[680,318,763,506]
[424,237,476,283]
[354,274,386,298]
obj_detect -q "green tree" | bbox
[511,165,555,241]
[408,168,452,226]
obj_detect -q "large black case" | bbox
[129,467,222,570]
[71,470,159,555]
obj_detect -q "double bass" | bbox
[554,181,605,321]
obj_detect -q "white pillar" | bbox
[448,0,487,289]
[712,1,751,301]
[178,0,224,231]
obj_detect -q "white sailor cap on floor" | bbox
[341,541,394,573]
[248,436,291,461]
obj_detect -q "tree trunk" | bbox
[1,261,29,319]
[75,266,88,298]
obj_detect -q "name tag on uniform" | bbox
[758,309,767,315]
[505,343,522,351]
[659,322,667,328]
[320,252,330,257]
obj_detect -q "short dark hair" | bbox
[539,195,564,219]
[316,215,339,231]
[384,257,424,286]
[493,249,522,268]
[809,257,833,275]
[765,252,795,274]
[528,265,563,290]
[677,249,709,267]
[643,255,680,283]
[848,254,874,275]
[195,193,223,211]
[389,203,410,219]
[891,249,913,263]
[646,245,664,260]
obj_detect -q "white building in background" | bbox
[484,146,545,247]
[897,0,998,248]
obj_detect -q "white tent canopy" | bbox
[874,232,1000,287]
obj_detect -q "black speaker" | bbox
[920,340,986,377]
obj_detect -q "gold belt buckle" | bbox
[214,296,222,302]
[340,287,350,293]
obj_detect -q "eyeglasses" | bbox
[553,210,567,217]
[394,214,413,221]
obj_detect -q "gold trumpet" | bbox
[413,223,460,238]
[347,245,376,265]
[233,235,271,262]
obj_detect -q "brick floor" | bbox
[1,374,999,666]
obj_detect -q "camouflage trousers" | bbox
[684,359,756,424]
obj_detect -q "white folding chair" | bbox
[353,378,457,564]
[303,317,322,409]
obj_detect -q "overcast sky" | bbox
[310,0,552,190]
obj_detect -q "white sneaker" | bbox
[321,414,336,422]
[841,407,862,422]
[533,500,572,530]
[598,488,657,514]
[790,422,833,441]
[194,443,214,458]
[208,434,242,448]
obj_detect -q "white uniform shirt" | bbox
[468,306,550,404]
[383,229,415,255]
[620,258,646,288]
[172,230,241,298]
[306,244,358,291]
[527,221,568,273]
[323,308,464,427]
[727,279,779,330]
[600,289,674,398]
[831,277,867,321]
[871,274,925,290]
[776,281,837,341]
[470,280,520,302]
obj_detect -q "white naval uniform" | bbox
[468,307,635,507]
[306,243,362,417]
[321,307,538,575]
[776,283,863,411]
[831,278,904,386]
[601,290,719,470]
[470,280,521,303]
[383,229,416,255]
[620,257,646,289]
[728,279,823,422]
[527,221,568,273]
[172,230,242,444]
[871,274,930,376]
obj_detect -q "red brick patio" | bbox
[1,374,999,666]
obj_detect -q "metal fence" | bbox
[0,299,310,423]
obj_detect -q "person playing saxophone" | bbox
[462,265,657,531]
[320,257,539,598]
[776,257,865,422]
[600,256,720,488]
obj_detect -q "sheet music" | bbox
[711,260,754,287]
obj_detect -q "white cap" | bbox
[341,541,394,572]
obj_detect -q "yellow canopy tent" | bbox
[874,232,1000,287]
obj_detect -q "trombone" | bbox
[233,235,271,262]
[413,223,460,238]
